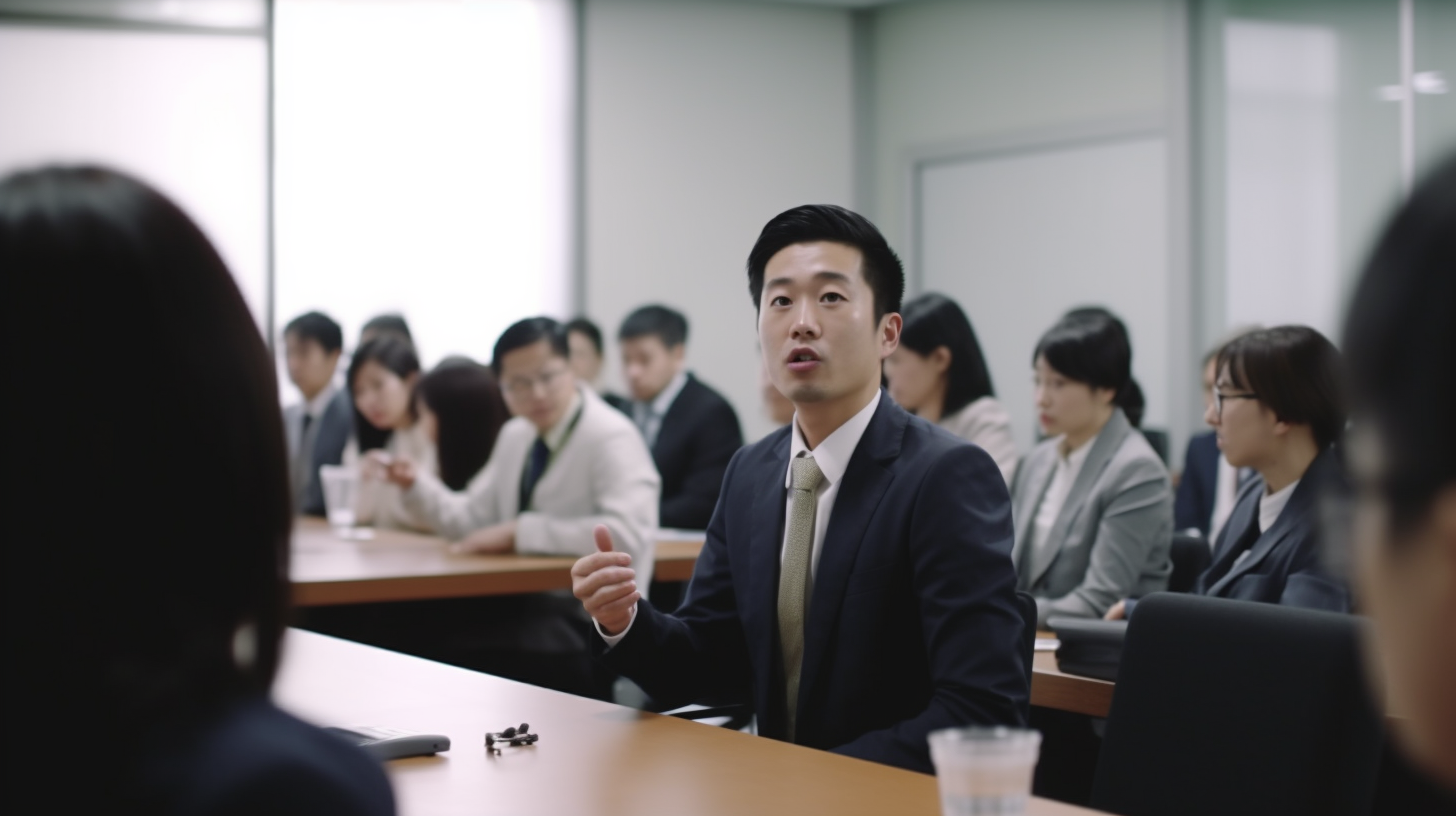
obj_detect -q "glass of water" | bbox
[318,465,361,538]
[928,726,1042,816]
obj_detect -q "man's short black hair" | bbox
[491,316,570,375]
[283,311,343,354]
[362,313,413,345]
[618,304,689,348]
[1344,151,1456,533]
[746,204,905,321]
[564,317,605,355]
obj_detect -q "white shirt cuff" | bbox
[595,604,637,649]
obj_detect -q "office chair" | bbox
[1090,593,1383,816]
[1166,532,1212,593]
[1139,428,1170,466]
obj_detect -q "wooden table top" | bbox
[274,629,1109,816]
[290,518,703,607]
[1031,650,1114,719]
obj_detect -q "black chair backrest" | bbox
[1013,590,1037,724]
[1140,428,1170,465]
[1167,532,1212,593]
[1091,593,1383,816]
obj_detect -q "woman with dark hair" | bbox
[2,166,392,813]
[1343,153,1456,793]
[346,334,432,530]
[1107,325,1351,619]
[415,359,510,491]
[1061,306,1146,428]
[884,293,1018,483]
[1009,313,1173,625]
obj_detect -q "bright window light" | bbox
[273,0,575,367]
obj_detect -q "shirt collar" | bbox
[1258,478,1300,533]
[303,383,336,419]
[543,389,585,451]
[648,370,690,417]
[785,389,882,489]
[1058,434,1095,471]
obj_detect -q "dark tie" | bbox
[519,437,551,513]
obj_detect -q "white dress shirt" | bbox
[1207,454,1240,546]
[602,390,882,646]
[631,370,688,450]
[1027,435,1095,566]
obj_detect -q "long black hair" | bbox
[1059,306,1145,427]
[3,167,292,772]
[417,359,510,490]
[899,292,996,416]
[347,334,421,452]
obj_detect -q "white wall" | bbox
[868,0,1190,464]
[582,0,855,442]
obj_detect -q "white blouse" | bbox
[344,422,438,532]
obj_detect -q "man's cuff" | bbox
[595,605,637,649]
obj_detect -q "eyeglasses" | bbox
[504,366,569,398]
[1213,389,1259,418]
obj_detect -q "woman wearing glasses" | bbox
[1107,325,1350,618]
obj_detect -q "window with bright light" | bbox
[273,0,576,367]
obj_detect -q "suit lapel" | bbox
[1024,409,1132,587]
[1010,449,1055,575]
[1206,450,1328,596]
[748,431,790,704]
[797,393,905,713]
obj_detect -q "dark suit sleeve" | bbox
[1277,532,1352,612]
[598,450,754,708]
[832,444,1027,769]
[659,396,743,530]
[1174,436,1208,532]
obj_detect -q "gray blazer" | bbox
[1010,408,1172,625]
[283,388,353,516]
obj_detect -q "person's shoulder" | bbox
[731,424,791,471]
[582,388,643,436]
[181,699,394,816]
[1106,427,1171,484]
[682,373,733,408]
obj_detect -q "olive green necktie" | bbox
[778,455,824,743]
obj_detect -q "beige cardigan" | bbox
[403,387,661,582]
[939,396,1019,487]
[345,422,437,533]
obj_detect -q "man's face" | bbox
[567,330,603,385]
[620,335,684,403]
[499,339,577,433]
[284,332,340,400]
[758,241,897,409]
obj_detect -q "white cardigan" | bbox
[345,422,437,533]
[404,387,661,582]
[939,396,1019,487]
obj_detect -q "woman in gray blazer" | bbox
[1010,313,1173,625]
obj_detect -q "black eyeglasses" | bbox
[1213,389,1259,418]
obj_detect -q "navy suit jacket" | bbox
[650,374,744,530]
[1175,431,1220,533]
[1194,447,1350,612]
[298,390,354,516]
[600,392,1027,773]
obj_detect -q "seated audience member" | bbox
[346,335,433,531]
[571,204,1026,774]
[1107,326,1351,619]
[383,317,659,569]
[618,304,744,530]
[4,166,393,814]
[282,311,354,515]
[1175,334,1255,542]
[884,292,1017,484]
[1011,313,1172,625]
[1344,154,1456,793]
[415,358,510,491]
[359,312,413,348]
[565,316,629,411]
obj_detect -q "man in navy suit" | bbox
[572,205,1026,773]
[617,304,744,531]
[282,312,355,516]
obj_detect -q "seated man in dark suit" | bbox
[282,311,354,516]
[573,205,1027,774]
[617,304,744,531]
[1175,338,1254,542]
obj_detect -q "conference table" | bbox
[275,628,1110,816]
[290,519,1112,718]
[291,518,704,607]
